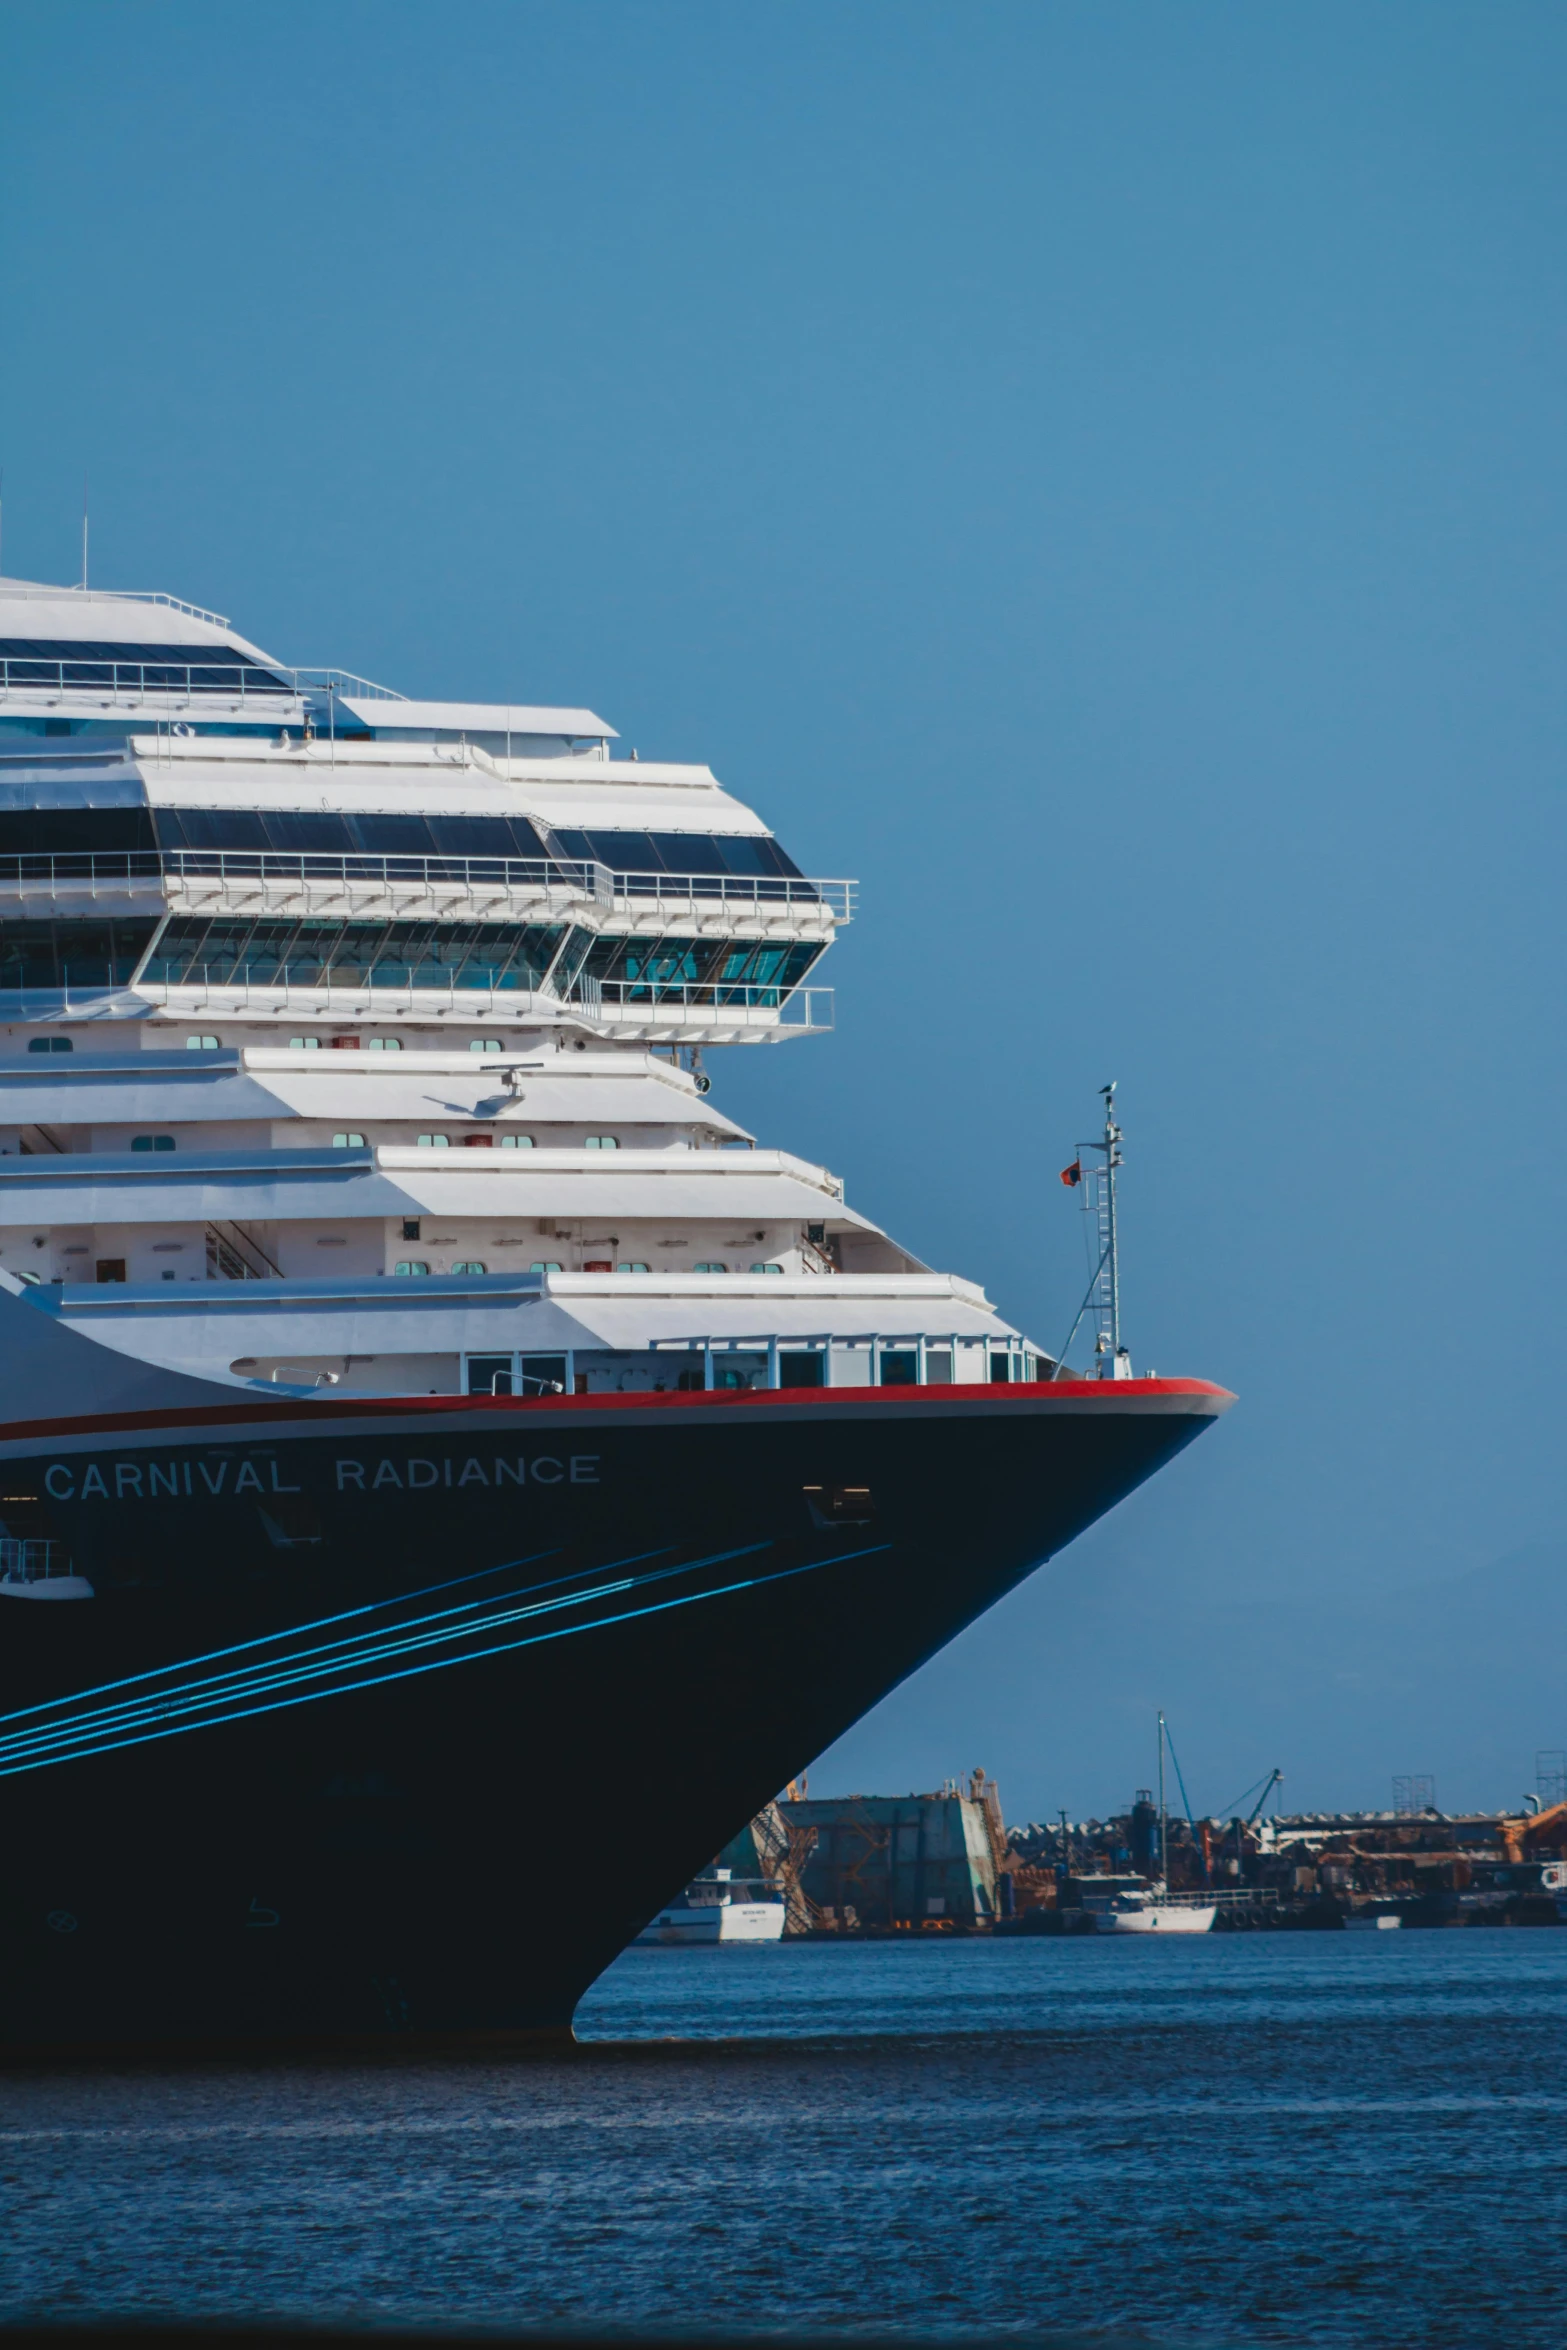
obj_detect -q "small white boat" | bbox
[1090,1887,1217,1935]
[635,1869,788,1946]
[0,1538,94,1602]
[1344,1912,1402,1931]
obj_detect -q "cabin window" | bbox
[131,1135,175,1152]
[95,1259,126,1283]
[520,1353,568,1393]
[28,1036,73,1053]
[392,1261,430,1277]
[467,1355,513,1396]
[287,1036,321,1050]
[463,1135,494,1148]
[185,1034,220,1050]
[368,1037,402,1051]
[750,1262,784,1274]
[779,1352,824,1389]
[331,1132,366,1149]
[925,1349,955,1386]
[693,1261,728,1273]
[879,1350,919,1387]
[528,1260,563,1273]
[498,1134,533,1148]
[584,1135,618,1150]
[617,1261,650,1274]
[469,1039,503,1053]
[989,1353,1012,1384]
[452,1260,487,1275]
[417,1134,450,1148]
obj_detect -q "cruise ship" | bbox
[0,574,1231,2048]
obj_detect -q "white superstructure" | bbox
[0,576,1042,1399]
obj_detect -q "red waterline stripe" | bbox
[0,1378,1234,1448]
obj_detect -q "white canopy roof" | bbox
[0,577,277,662]
[40,1268,1014,1385]
[339,699,616,741]
[0,1048,750,1139]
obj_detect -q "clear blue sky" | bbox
[5,3,1564,1817]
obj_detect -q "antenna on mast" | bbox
[1051,1081,1131,1380]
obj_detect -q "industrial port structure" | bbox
[693,1777,1567,1935]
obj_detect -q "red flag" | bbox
[1060,1158,1082,1188]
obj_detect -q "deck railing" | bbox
[0,850,852,919]
[0,657,296,701]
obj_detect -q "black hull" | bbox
[0,1381,1228,2050]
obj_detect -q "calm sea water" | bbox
[2,1931,1565,2350]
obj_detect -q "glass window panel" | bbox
[585,831,660,871]
[169,809,270,851]
[263,811,354,854]
[427,817,515,857]
[467,1355,513,1396]
[647,833,728,874]
[347,814,438,855]
[880,1350,920,1387]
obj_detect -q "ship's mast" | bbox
[1053,1081,1131,1379]
[1098,1082,1123,1368]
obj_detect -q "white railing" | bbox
[99,590,233,627]
[121,971,834,1036]
[587,980,833,1028]
[291,668,408,702]
[0,850,853,921]
[0,656,295,702]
